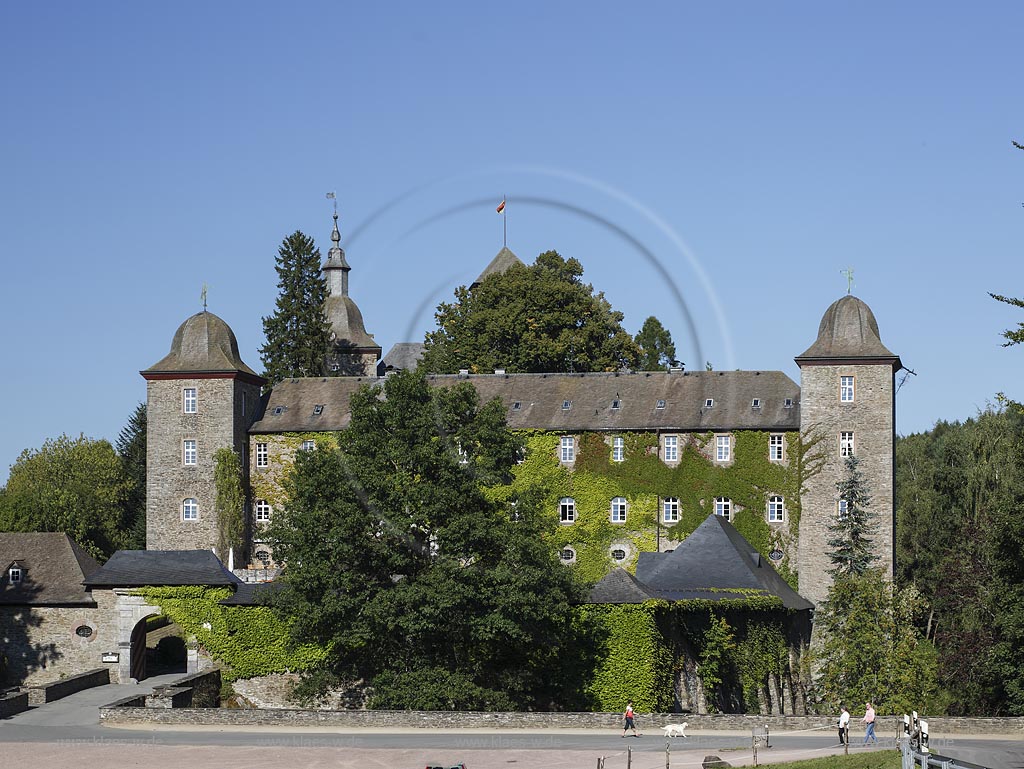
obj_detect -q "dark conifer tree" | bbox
[259,231,330,385]
[116,402,147,550]
[827,455,878,578]
[635,316,679,370]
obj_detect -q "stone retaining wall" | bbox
[0,691,29,718]
[25,667,110,705]
[96,706,1024,735]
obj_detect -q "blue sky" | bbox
[1,2,1021,478]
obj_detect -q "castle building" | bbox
[141,216,900,606]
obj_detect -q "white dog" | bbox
[660,722,688,738]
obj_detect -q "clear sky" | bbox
[1,2,1021,478]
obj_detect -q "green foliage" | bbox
[259,230,330,385]
[213,448,246,560]
[368,668,516,711]
[990,292,1024,347]
[757,754,901,769]
[635,316,679,371]
[267,370,589,709]
[828,455,878,578]
[699,613,736,712]
[491,429,816,585]
[0,434,130,559]
[420,250,642,374]
[115,403,147,550]
[135,586,325,681]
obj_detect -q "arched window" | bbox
[767,496,785,523]
[182,498,199,521]
[559,497,576,523]
[610,497,628,523]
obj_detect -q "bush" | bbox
[368,668,516,711]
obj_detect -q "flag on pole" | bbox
[496,198,506,214]
[326,192,336,199]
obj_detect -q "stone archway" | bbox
[112,589,160,684]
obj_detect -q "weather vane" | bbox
[326,191,337,214]
[840,268,855,295]
[200,282,208,311]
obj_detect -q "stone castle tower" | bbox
[795,295,901,606]
[141,310,265,552]
[322,211,381,375]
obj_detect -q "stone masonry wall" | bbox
[798,363,895,607]
[0,595,118,687]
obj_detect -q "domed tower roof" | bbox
[795,295,900,365]
[143,310,260,377]
[321,210,379,351]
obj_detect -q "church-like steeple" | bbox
[323,211,350,298]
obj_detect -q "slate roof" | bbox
[249,370,800,435]
[0,533,101,606]
[472,246,524,287]
[380,342,425,373]
[593,514,812,610]
[143,311,261,378]
[83,550,243,588]
[219,580,285,606]
[587,566,657,604]
[325,294,380,350]
[796,295,900,364]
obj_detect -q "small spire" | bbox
[331,211,341,247]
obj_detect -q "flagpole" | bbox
[503,193,507,248]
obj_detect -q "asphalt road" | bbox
[1,681,1022,769]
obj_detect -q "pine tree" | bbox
[828,455,878,578]
[635,316,679,370]
[259,231,330,385]
[115,403,147,549]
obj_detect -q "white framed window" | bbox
[255,499,272,522]
[840,375,855,403]
[182,387,197,414]
[715,496,732,521]
[840,431,855,457]
[767,495,785,523]
[662,497,680,523]
[663,435,679,462]
[559,497,576,523]
[182,498,198,521]
[610,546,628,563]
[8,566,22,584]
[301,439,315,452]
[183,439,197,466]
[837,499,849,520]
[770,434,785,461]
[560,436,575,463]
[612,436,625,463]
[705,398,714,409]
[610,497,628,523]
[559,546,576,564]
[716,434,731,462]
[561,400,572,410]
[256,442,268,468]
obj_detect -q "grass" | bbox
[759,753,902,769]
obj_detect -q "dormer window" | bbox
[273,406,284,415]
[611,399,621,410]
[313,404,324,415]
[562,400,572,410]
[512,401,522,411]
[8,565,22,584]
[656,399,666,409]
[751,398,761,409]
[784,398,794,409]
[705,398,714,409]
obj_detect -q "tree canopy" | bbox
[267,369,590,709]
[115,403,147,550]
[420,250,641,374]
[634,316,679,371]
[0,434,131,560]
[259,231,331,385]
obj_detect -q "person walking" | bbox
[622,701,640,738]
[862,702,878,745]
[837,705,850,745]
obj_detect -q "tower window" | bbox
[840,431,855,457]
[840,376,855,403]
[612,436,625,463]
[663,497,680,523]
[716,434,732,462]
[183,439,197,466]
[560,436,575,463]
[610,497,628,523]
[182,498,199,521]
[837,499,849,520]
[663,435,678,462]
[255,499,272,522]
[559,497,576,523]
[182,388,197,414]
[715,497,732,521]
[256,442,268,468]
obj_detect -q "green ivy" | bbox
[135,586,326,682]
